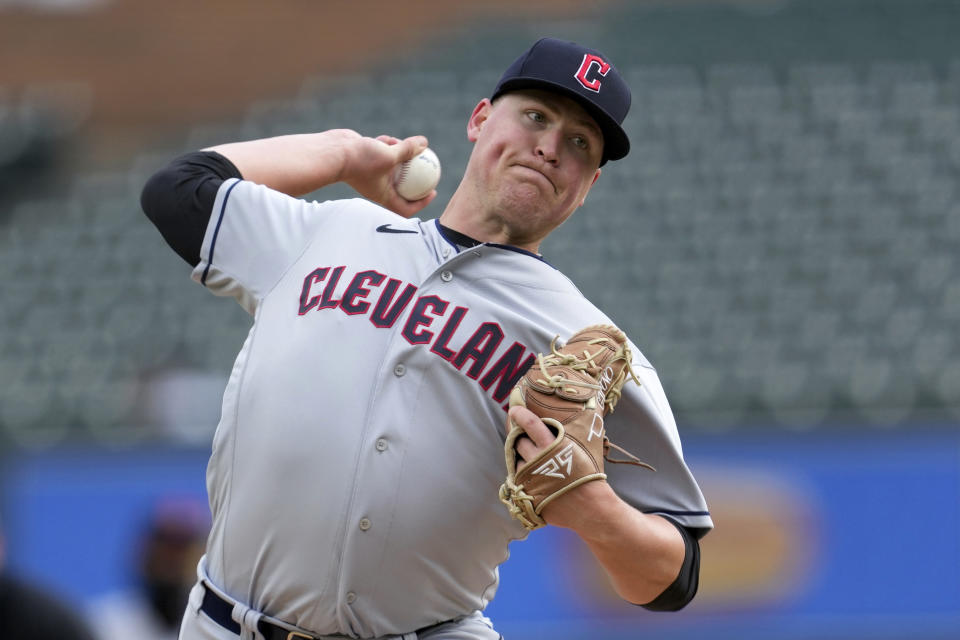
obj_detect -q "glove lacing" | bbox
[535,335,641,413]
[535,334,653,471]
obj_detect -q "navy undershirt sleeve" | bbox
[640,519,701,612]
[141,150,242,267]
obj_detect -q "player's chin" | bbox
[498,182,554,215]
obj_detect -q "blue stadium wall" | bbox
[2,428,958,639]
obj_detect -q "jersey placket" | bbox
[333,243,471,635]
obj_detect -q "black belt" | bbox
[201,585,331,640]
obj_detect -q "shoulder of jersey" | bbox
[304,197,423,234]
[375,222,420,235]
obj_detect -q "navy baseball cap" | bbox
[492,37,631,166]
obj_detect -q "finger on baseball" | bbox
[387,189,437,218]
[375,134,400,145]
[508,406,555,449]
[398,135,429,161]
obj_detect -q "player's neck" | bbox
[439,187,543,254]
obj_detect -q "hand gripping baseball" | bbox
[499,325,655,530]
[341,134,438,217]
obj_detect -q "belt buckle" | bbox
[286,633,313,640]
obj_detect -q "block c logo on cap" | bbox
[575,53,611,93]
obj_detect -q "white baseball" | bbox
[394,148,441,201]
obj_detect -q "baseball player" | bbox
[142,38,712,640]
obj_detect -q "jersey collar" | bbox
[433,219,549,264]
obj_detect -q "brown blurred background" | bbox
[0,0,615,168]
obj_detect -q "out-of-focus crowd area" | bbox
[2,0,960,450]
[0,1,958,639]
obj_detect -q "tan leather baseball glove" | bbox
[498,324,655,530]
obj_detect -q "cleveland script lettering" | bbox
[298,264,536,408]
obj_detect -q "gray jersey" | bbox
[193,178,712,638]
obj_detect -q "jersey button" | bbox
[441,247,451,258]
[393,364,406,377]
[440,270,453,282]
[359,518,372,531]
[376,438,388,452]
[346,592,357,604]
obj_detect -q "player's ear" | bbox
[467,99,493,142]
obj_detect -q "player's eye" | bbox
[571,135,589,150]
[526,110,546,124]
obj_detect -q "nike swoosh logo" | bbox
[376,224,418,234]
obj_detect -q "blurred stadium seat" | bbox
[1,0,958,447]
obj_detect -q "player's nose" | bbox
[534,129,562,165]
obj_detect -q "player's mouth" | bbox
[511,163,557,194]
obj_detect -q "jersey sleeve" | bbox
[191,178,333,315]
[603,350,714,537]
[141,150,243,267]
